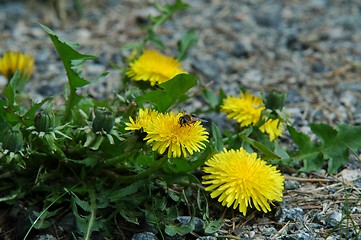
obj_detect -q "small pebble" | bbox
[131,232,158,240]
[284,180,301,190]
[176,216,204,233]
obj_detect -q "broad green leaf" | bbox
[136,74,197,112]
[337,124,361,152]
[40,24,96,89]
[287,125,324,172]
[288,124,361,173]
[287,125,318,153]
[310,123,361,173]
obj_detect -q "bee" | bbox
[179,112,201,127]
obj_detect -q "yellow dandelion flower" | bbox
[202,148,284,216]
[144,112,209,158]
[221,92,265,127]
[0,51,34,81]
[259,118,284,141]
[126,49,186,86]
[125,108,159,131]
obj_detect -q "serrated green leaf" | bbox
[310,123,338,143]
[40,24,96,89]
[310,123,361,173]
[287,125,324,172]
[336,124,361,151]
[287,125,318,153]
[136,74,197,112]
[288,124,361,173]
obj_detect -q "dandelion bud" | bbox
[3,130,23,152]
[34,111,54,133]
[92,108,115,133]
[265,90,286,111]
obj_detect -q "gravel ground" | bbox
[1,0,361,239]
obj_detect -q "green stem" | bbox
[85,190,96,240]
[102,155,168,184]
[63,88,76,123]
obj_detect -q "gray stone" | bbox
[278,207,304,222]
[131,232,158,240]
[284,180,301,190]
[176,216,204,233]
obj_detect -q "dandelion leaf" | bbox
[289,124,361,174]
[136,73,197,112]
[287,125,324,172]
[40,24,96,89]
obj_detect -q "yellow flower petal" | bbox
[126,49,186,86]
[0,51,34,81]
[202,148,284,216]
[259,118,285,141]
[144,112,209,158]
[221,92,265,127]
[125,108,159,131]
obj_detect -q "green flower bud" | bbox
[92,108,115,133]
[34,111,54,133]
[3,130,23,152]
[265,90,286,111]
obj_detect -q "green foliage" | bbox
[0,0,360,239]
[136,73,197,112]
[288,124,361,173]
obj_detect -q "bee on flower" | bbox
[125,109,209,158]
